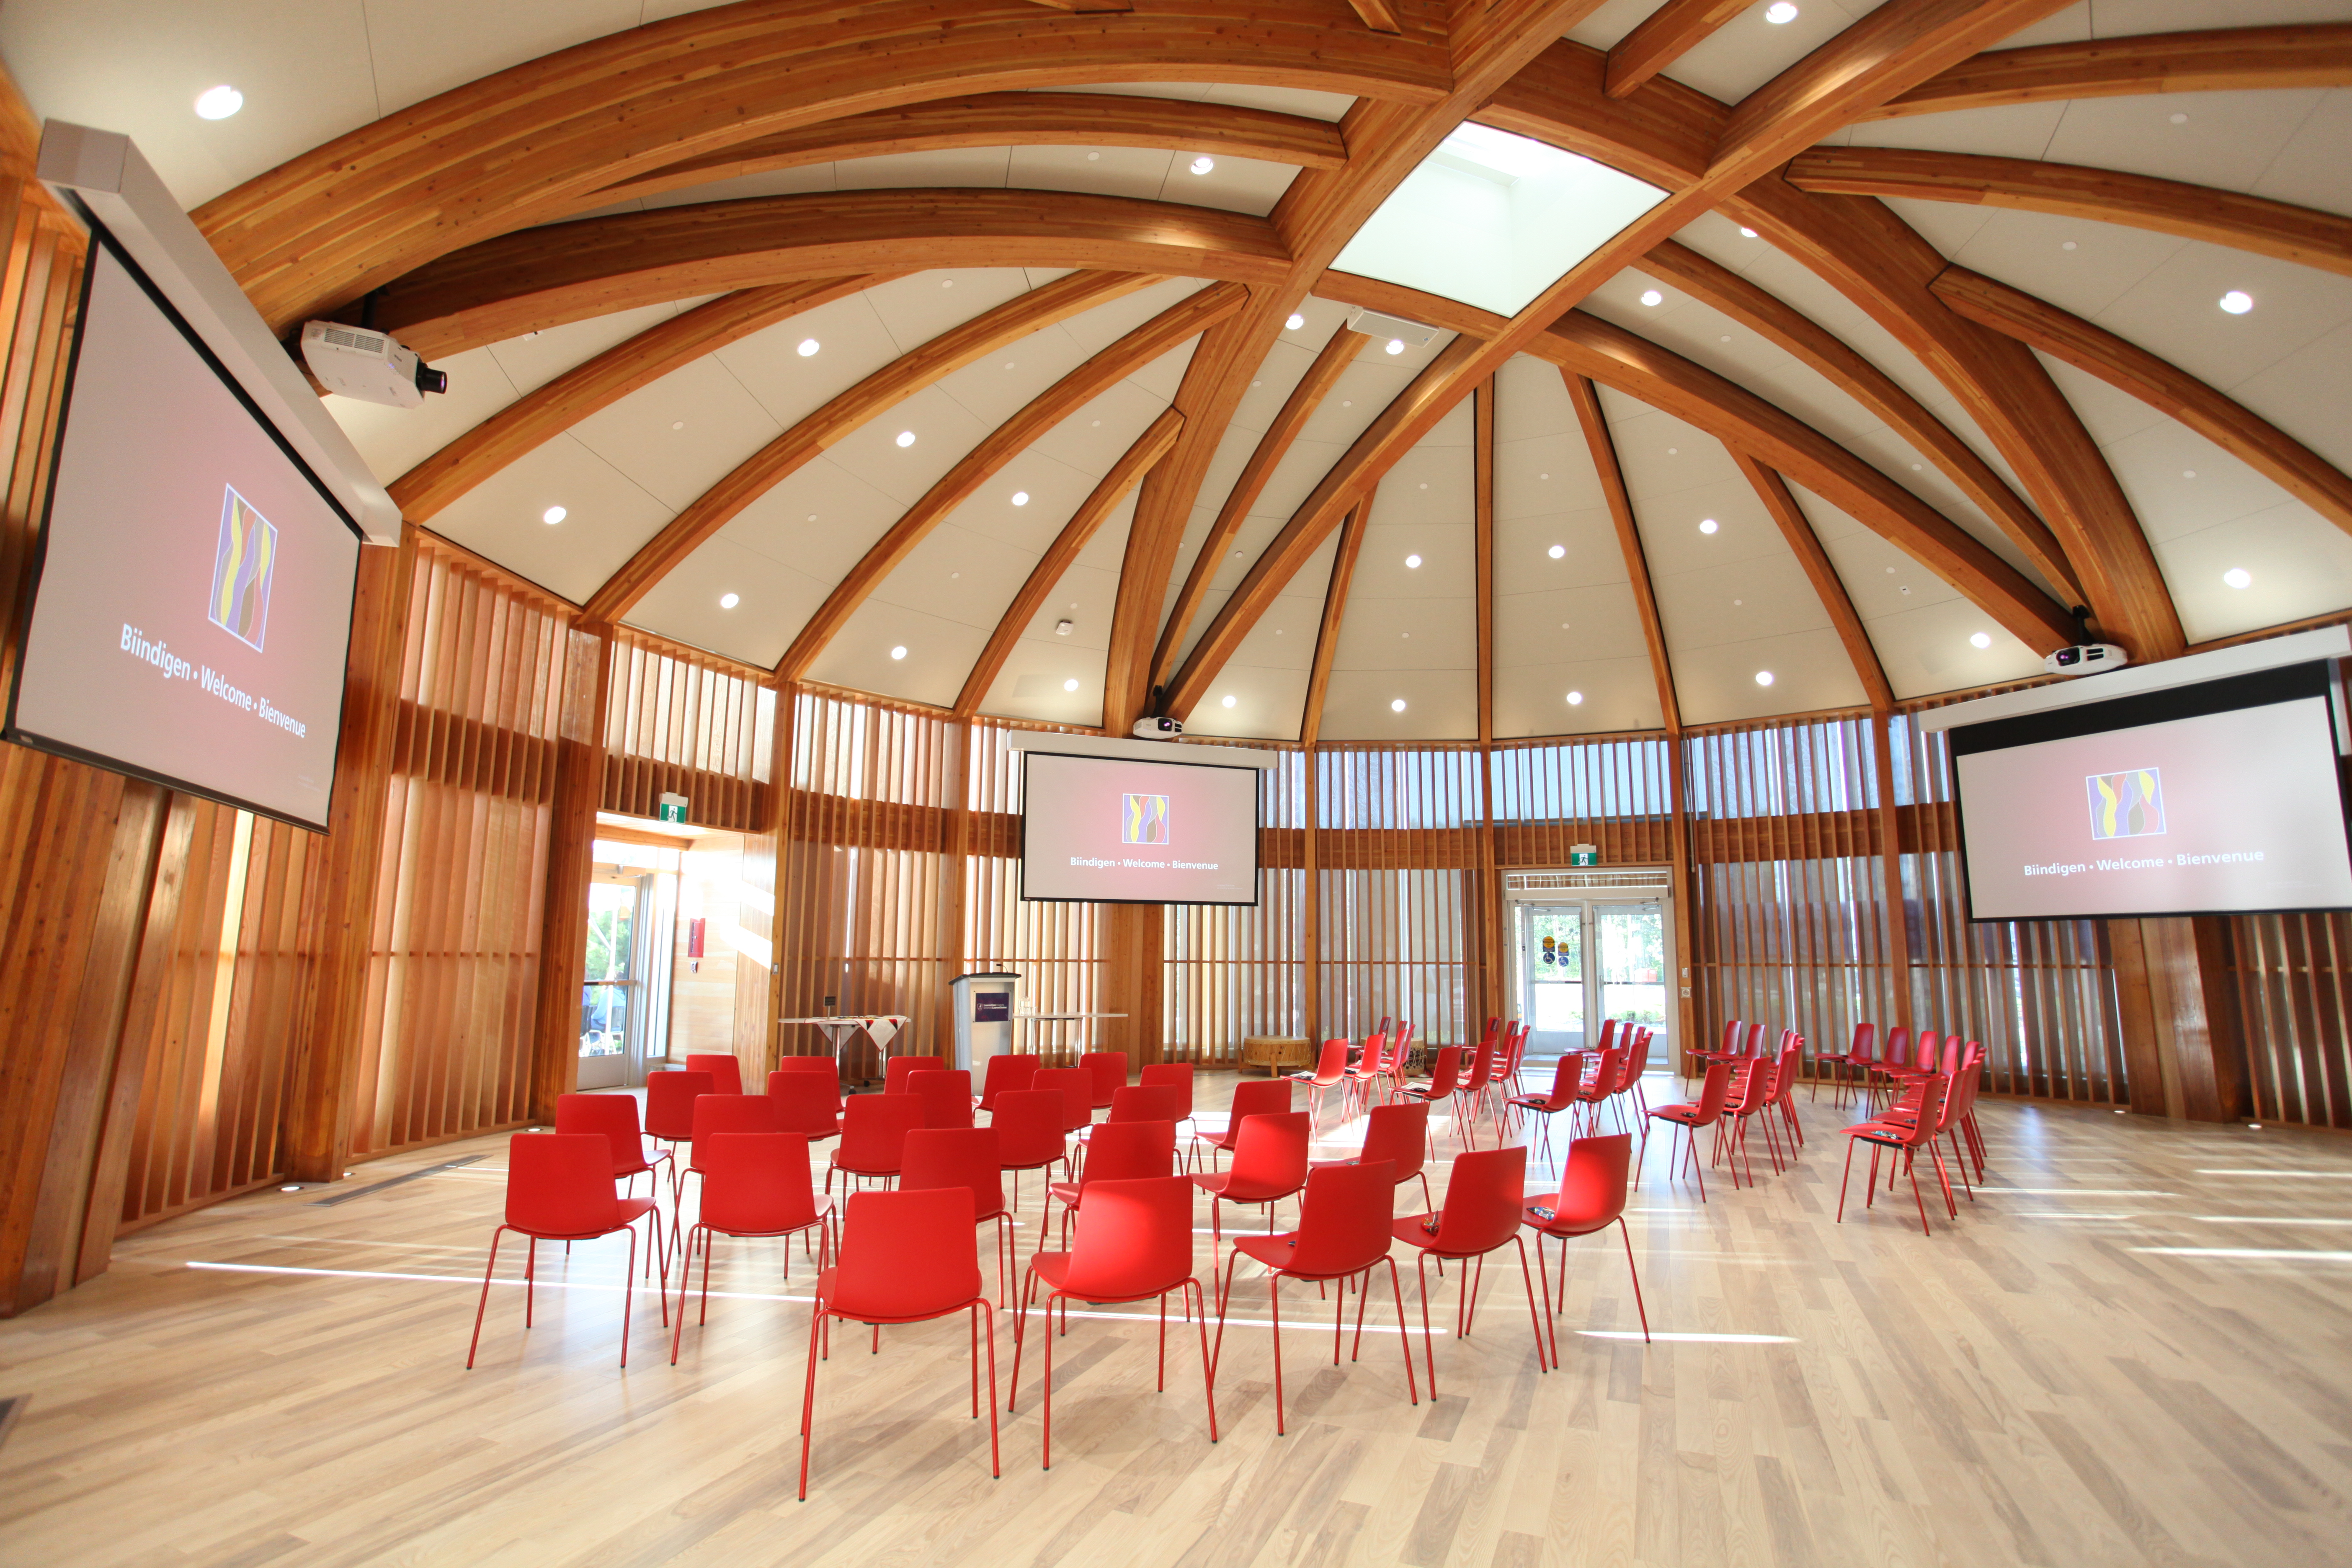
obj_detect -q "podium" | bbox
[948,971,1019,1073]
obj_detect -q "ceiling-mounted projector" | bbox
[297,321,447,408]
[2043,643,2130,677]
[1132,716,1184,739]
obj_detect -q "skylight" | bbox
[1332,122,1668,319]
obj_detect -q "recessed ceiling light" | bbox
[808,514,818,522]
[2184,469,2197,479]
[1086,151,1100,162]
[720,592,740,609]
[1969,632,1991,649]
[1286,312,1306,330]
[895,430,916,447]
[1698,518,1718,534]
[2223,567,2253,589]
[2219,290,2254,315]
[1011,491,1029,506]
[797,338,820,357]
[1639,289,1663,307]
[942,279,954,289]
[1405,554,1422,568]
[1065,678,1081,692]
[1566,691,1583,705]
[542,505,566,525]
[1667,446,1678,455]
[1390,698,1407,712]
[1190,156,1215,175]
[1765,2,1799,22]
[1385,338,1405,355]
[890,645,908,660]
[1221,694,1237,708]
[670,420,685,430]
[2061,241,2078,252]
[1754,670,1774,687]
[1547,544,1565,559]
[195,85,243,120]
[2169,111,2189,125]
[1738,226,1758,239]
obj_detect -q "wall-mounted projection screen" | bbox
[1020,750,1259,905]
[6,227,361,829]
[1948,662,2352,921]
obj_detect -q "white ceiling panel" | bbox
[566,356,785,513]
[1495,653,1666,737]
[432,437,671,606]
[1318,667,1478,741]
[1663,0,1886,105]
[1674,628,1869,725]
[2155,499,2352,642]
[975,502,1133,725]
[624,533,826,671]
[1565,0,1666,51]
[326,346,518,485]
[362,0,641,116]
[487,302,707,397]
[805,600,989,709]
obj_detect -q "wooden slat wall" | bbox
[2223,913,2352,1127]
[602,630,775,831]
[1315,746,1480,1048]
[965,722,1101,1068]
[1164,751,1309,1064]
[1488,732,1676,867]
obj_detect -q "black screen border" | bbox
[3,212,365,832]
[1016,748,1264,907]
[1945,660,2352,923]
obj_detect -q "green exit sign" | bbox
[1568,843,1598,867]
[657,792,689,824]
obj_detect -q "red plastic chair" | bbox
[1506,1051,1586,1163]
[1615,1026,1655,1122]
[1719,1056,1776,1189]
[773,1055,843,1106]
[553,1092,670,1210]
[767,1070,845,1141]
[1212,1160,1418,1435]
[882,1054,945,1096]
[467,1133,664,1369]
[907,1068,977,1130]
[1572,1044,1627,1136]
[1814,1021,1875,1104]
[1644,1059,1733,1199]
[1139,1062,1197,1149]
[1193,1078,1292,1170]
[988,1088,1071,1225]
[1398,1047,1467,1155]
[1047,1118,1175,1247]
[1285,1037,1352,1131]
[1523,1132,1648,1353]
[1190,1109,1310,1259]
[1079,1050,1129,1111]
[826,1093,926,1193]
[1343,1030,1390,1119]
[1012,1176,1215,1466]
[977,1052,1040,1112]
[1310,1099,1431,1211]
[1837,1074,1952,1235]
[1033,1066,1095,1139]
[643,1070,715,1196]
[670,1132,832,1363]
[902,1126,1014,1306]
[685,1053,744,1096]
[798,1187,997,1499]
[1389,1143,1549,1395]
[675,1093,781,1246]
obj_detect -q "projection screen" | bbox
[1020,750,1260,905]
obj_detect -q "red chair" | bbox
[1761,1032,1806,1166]
[1193,1078,1291,1170]
[882,1054,945,1097]
[643,1070,715,1196]
[989,1089,1071,1224]
[675,1093,782,1246]
[798,1187,998,1499]
[553,1092,670,1209]
[1033,1066,1095,1140]
[1457,1038,1504,1141]
[1813,1021,1875,1104]
[467,1133,664,1369]
[1507,1051,1586,1163]
[1500,1021,1532,1097]
[1047,1118,1175,1246]
[1343,1029,1390,1119]
[1310,1099,1431,1211]
[1079,1050,1128,1111]
[767,1070,844,1141]
[1689,1018,1757,1084]
[1615,1026,1655,1122]
[670,1132,832,1363]
[1398,1047,1467,1155]
[1390,1143,1550,1395]
[1643,1059,1733,1199]
[825,1094,926,1193]
[1139,1061,1197,1145]
[1867,1025,1914,1113]
[1211,1161,1417,1435]
[1571,1044,1626,1137]
[1190,1109,1310,1259]
[1837,1074,1952,1235]
[977,1052,1039,1112]
[773,1055,843,1105]
[902,1126,1014,1306]
[685,1053,744,1096]
[1719,1056,1776,1189]
[1523,1132,1648,1352]
[1011,1176,1214,1466]
[907,1068,977,1130]
[1285,1037,1352,1131]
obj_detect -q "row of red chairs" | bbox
[1504,1019,1656,1163]
[1836,1032,1988,1235]
[1642,1024,1808,1201]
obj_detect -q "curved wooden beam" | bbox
[1864,23,2352,121]
[1344,0,1403,34]
[582,269,1160,623]
[1737,453,1894,709]
[390,277,875,524]
[1300,499,1372,749]
[192,0,1452,333]
[1150,326,1367,686]
[1474,375,1496,745]
[1479,41,1725,190]
[1787,147,2352,278]
[1636,238,2076,597]
[1534,309,2076,653]
[1932,266,2352,539]
[1606,0,1754,100]
[596,93,1350,206]
[374,191,1287,360]
[1707,0,2079,190]
[957,406,1184,717]
[777,280,1248,679]
[1725,175,2180,659]
[1565,374,1678,730]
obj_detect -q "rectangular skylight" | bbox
[1332,121,1668,320]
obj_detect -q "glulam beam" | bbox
[1605,0,1754,100]
[1300,500,1373,748]
[1865,23,2352,120]
[1565,374,1678,730]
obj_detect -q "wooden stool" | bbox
[1240,1036,1313,1078]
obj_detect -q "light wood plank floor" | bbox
[4,1072,2351,1567]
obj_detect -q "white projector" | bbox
[298,321,447,408]
[2043,642,2130,677]
[1132,716,1184,739]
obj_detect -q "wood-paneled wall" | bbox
[603,630,775,831]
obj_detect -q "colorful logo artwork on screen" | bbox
[1122,793,1170,846]
[207,485,277,652]
[2086,767,2165,840]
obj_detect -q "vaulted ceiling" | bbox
[10,0,2350,742]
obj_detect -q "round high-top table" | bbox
[777,1014,910,1086]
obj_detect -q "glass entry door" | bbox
[1518,903,1587,1055]
[578,879,641,1091]
[1516,897,1671,1060]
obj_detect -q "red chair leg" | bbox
[1268,1271,1287,1436]
[798,1302,826,1500]
[1191,1279,1219,1442]
[1382,1257,1420,1406]
[1617,1217,1651,1342]
[466,1226,508,1368]
[1414,1253,1440,1399]
[1511,1237,1548,1373]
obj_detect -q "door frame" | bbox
[1501,867,1676,1061]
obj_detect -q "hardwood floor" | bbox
[3,1071,2349,1567]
